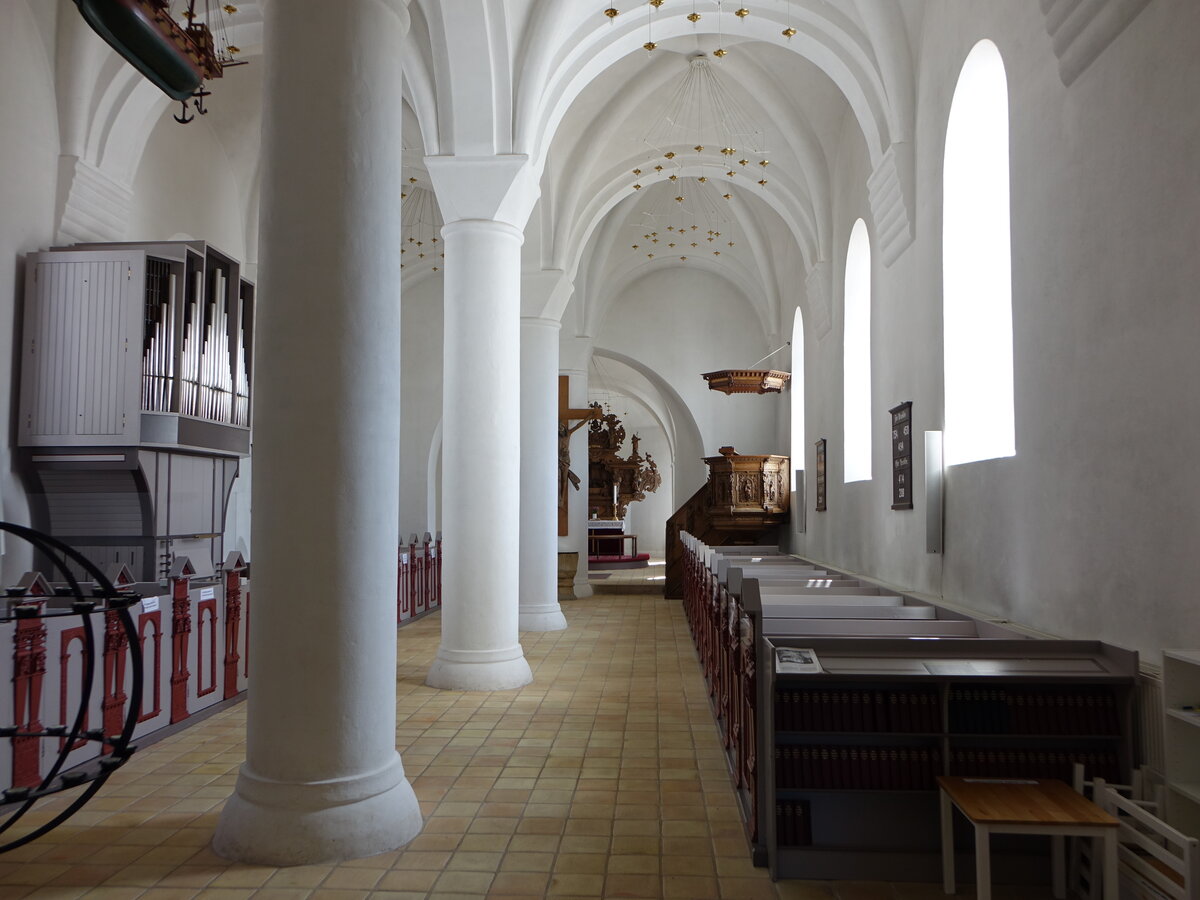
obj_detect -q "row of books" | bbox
[947,687,1120,735]
[775,801,812,847]
[775,744,942,791]
[774,688,941,733]
[948,748,1121,783]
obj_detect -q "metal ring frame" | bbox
[0,522,143,853]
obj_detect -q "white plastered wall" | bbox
[798,0,1200,663]
[127,110,248,261]
[398,274,444,538]
[0,1,62,581]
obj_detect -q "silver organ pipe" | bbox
[141,256,249,425]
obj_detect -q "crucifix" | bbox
[558,375,601,536]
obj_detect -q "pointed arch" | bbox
[942,39,1014,465]
[843,218,871,483]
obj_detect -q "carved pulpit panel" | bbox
[587,404,661,520]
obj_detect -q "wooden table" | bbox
[937,775,1118,900]
[588,533,637,557]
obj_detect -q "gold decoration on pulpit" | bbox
[588,404,661,520]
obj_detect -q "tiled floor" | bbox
[0,589,1055,899]
[586,559,667,593]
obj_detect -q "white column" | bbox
[426,219,533,690]
[561,366,593,599]
[519,317,567,630]
[212,0,421,865]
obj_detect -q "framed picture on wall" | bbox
[890,401,913,510]
[815,438,827,512]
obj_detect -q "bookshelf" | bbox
[760,637,1137,882]
[1163,650,1200,838]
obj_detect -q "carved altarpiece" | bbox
[587,404,662,521]
[559,376,601,536]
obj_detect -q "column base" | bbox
[426,644,533,691]
[573,583,594,599]
[212,754,421,866]
[519,605,568,631]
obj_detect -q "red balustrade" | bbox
[222,552,245,701]
[396,532,443,626]
[4,555,253,795]
[12,598,48,789]
[168,559,195,724]
[678,534,761,844]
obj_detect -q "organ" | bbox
[17,240,253,581]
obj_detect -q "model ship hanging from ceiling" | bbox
[72,0,247,123]
[588,403,662,520]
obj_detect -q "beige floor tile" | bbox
[318,867,384,891]
[262,866,333,889]
[605,872,663,897]
[662,874,721,899]
[488,870,550,894]
[433,869,495,893]
[376,869,442,892]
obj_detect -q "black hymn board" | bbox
[890,402,913,510]
[814,438,827,512]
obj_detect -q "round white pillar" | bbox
[519,317,567,631]
[212,0,421,865]
[427,220,533,691]
[561,367,593,599]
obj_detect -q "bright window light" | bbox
[943,39,1015,465]
[789,308,805,473]
[843,219,872,483]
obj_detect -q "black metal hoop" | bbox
[0,522,144,852]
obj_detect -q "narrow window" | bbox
[943,39,1015,465]
[843,219,872,483]
[789,307,805,471]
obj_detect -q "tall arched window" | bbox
[943,39,1015,465]
[843,219,872,483]
[789,307,805,472]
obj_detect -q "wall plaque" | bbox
[890,401,913,510]
[814,438,827,512]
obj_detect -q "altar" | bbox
[587,519,636,558]
[587,519,648,567]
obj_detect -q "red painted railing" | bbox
[3,555,250,793]
[397,532,442,626]
[680,533,760,844]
